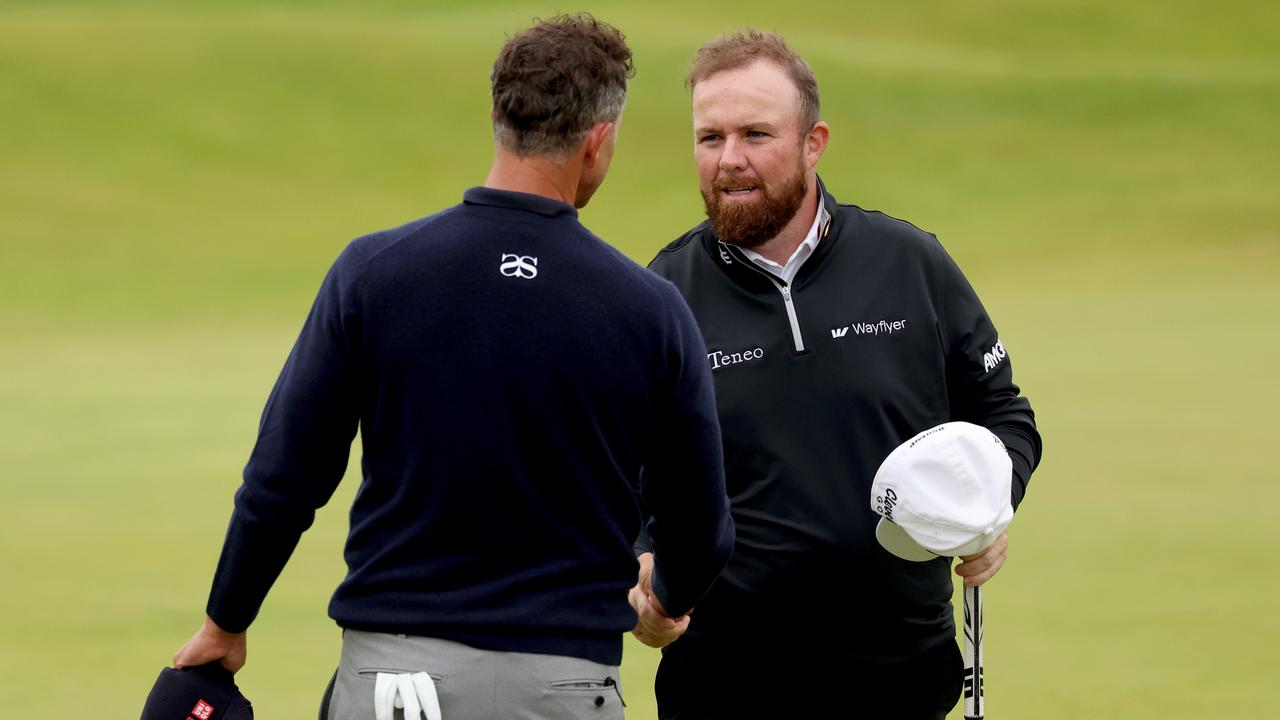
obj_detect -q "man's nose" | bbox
[719,135,748,173]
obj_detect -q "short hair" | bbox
[686,30,820,131]
[491,14,634,157]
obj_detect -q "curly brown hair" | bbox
[686,30,820,131]
[491,14,634,157]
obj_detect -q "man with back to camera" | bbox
[632,31,1043,719]
[169,15,735,719]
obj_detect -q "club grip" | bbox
[963,585,984,719]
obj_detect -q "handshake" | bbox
[628,552,691,648]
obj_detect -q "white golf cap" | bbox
[870,422,1014,562]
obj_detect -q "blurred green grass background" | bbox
[2,1,1277,717]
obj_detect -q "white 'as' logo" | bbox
[500,254,538,279]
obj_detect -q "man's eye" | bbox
[747,130,768,139]
[698,134,722,144]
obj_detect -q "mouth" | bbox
[719,186,758,199]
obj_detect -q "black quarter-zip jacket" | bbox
[647,179,1042,660]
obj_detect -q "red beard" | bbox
[701,166,807,249]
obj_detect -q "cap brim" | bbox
[876,518,938,562]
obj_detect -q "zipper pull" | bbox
[605,676,626,707]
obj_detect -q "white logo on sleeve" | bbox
[983,339,1008,372]
[499,254,538,279]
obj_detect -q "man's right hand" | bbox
[629,552,691,648]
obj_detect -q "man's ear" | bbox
[582,122,614,168]
[805,121,830,171]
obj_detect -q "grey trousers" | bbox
[321,630,625,720]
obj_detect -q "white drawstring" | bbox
[411,672,442,720]
[374,672,442,720]
[373,672,397,720]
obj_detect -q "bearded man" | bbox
[633,30,1043,719]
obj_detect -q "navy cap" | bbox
[140,663,253,720]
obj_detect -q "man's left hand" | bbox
[955,532,1008,587]
[173,615,247,673]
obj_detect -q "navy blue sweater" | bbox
[205,188,735,665]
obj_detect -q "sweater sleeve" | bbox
[639,282,734,617]
[931,240,1043,510]
[205,243,364,632]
